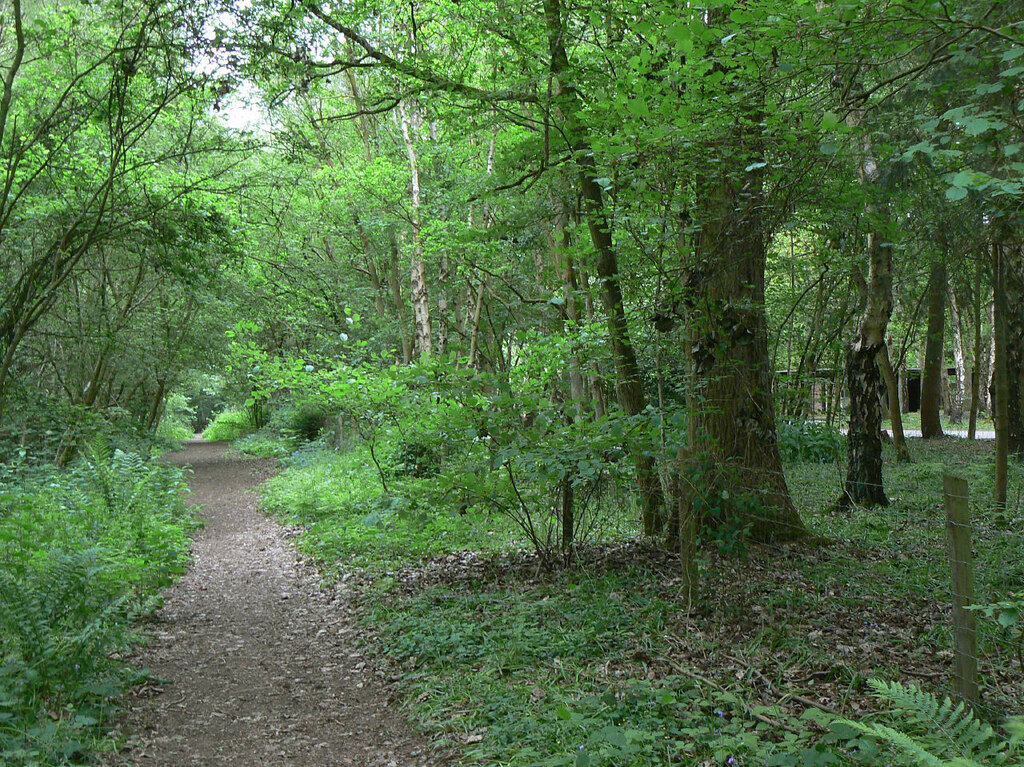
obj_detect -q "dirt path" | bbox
[105,440,431,767]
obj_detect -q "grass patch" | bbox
[883,412,996,433]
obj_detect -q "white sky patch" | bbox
[216,80,270,134]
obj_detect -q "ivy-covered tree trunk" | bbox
[687,170,806,542]
[920,257,946,438]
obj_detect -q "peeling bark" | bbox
[839,121,892,510]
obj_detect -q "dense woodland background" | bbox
[2,0,1024,764]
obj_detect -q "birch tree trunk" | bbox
[948,285,967,424]
[839,123,892,509]
[398,100,432,358]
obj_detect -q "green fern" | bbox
[840,679,1022,766]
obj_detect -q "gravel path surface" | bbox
[105,440,431,767]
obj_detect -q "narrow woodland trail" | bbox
[106,440,431,767]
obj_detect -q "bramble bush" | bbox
[0,441,195,765]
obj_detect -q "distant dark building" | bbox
[774,367,958,415]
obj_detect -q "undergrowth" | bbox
[259,446,521,576]
[201,408,257,442]
[0,441,195,765]
[259,425,1024,765]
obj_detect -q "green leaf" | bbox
[945,186,968,201]
[962,116,1007,136]
[820,111,842,131]
[997,607,1018,628]
[818,141,840,156]
[555,705,573,721]
[950,170,973,187]
[745,161,768,172]
[902,141,935,160]
[627,98,650,118]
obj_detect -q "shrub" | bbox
[201,408,257,442]
[274,401,332,443]
[233,431,295,458]
[155,392,195,444]
[777,420,845,463]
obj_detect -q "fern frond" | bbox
[841,719,948,766]
[864,679,1008,763]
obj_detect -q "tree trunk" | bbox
[543,0,664,535]
[840,228,891,509]
[388,233,413,363]
[545,203,586,415]
[878,342,910,461]
[437,251,450,358]
[398,100,432,358]
[842,340,889,507]
[920,257,946,438]
[145,377,168,431]
[948,285,967,424]
[968,260,985,438]
[687,168,805,542]
[1003,238,1024,458]
[578,166,664,534]
[993,238,1010,508]
[840,120,893,510]
[467,276,487,371]
[985,299,996,416]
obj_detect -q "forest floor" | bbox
[101,440,433,767]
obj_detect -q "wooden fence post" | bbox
[943,473,979,709]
